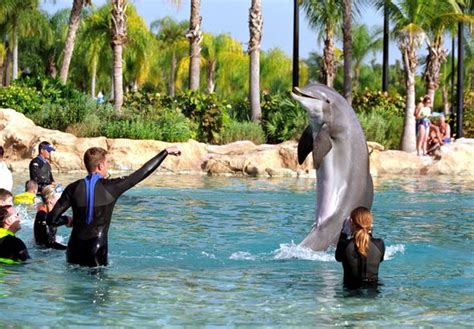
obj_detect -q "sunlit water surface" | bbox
[1,173,473,326]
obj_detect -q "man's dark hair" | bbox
[84,147,108,173]
[0,146,4,158]
[0,188,13,201]
[0,206,11,227]
[38,141,51,153]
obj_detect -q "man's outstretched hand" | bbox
[166,147,181,156]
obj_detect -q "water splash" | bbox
[385,244,405,260]
[273,242,334,262]
[229,251,256,261]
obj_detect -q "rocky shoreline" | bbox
[1,108,473,178]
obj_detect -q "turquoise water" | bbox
[1,174,473,326]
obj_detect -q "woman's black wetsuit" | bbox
[335,232,385,289]
[47,150,169,267]
[34,206,68,250]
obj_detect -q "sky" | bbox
[41,0,404,64]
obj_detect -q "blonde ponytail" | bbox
[350,207,373,257]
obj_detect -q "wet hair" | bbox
[0,206,12,227]
[0,188,13,202]
[0,146,4,158]
[350,207,373,257]
[84,147,108,173]
[25,180,38,193]
[41,185,57,203]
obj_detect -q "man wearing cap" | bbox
[29,141,56,193]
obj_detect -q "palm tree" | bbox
[351,24,383,91]
[422,1,464,105]
[151,16,188,96]
[302,0,341,87]
[111,0,128,112]
[201,33,244,94]
[248,0,263,122]
[186,0,202,90]
[0,0,46,82]
[59,0,92,84]
[381,0,428,152]
[342,0,353,103]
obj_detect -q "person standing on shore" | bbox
[29,141,56,193]
[47,146,181,267]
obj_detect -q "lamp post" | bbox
[292,0,299,89]
[456,5,464,138]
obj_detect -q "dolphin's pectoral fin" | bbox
[298,125,314,165]
[313,125,332,170]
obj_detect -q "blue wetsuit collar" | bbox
[84,173,103,225]
[37,155,48,164]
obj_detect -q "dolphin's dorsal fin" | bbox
[313,125,332,170]
[298,125,313,165]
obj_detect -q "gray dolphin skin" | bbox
[291,82,373,251]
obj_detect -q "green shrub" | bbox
[0,85,43,113]
[153,109,196,142]
[463,91,474,138]
[261,93,308,143]
[169,91,230,144]
[220,120,266,145]
[353,89,405,114]
[357,106,403,150]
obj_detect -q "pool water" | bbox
[1,174,473,326]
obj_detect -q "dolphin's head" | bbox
[291,84,332,130]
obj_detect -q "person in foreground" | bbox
[34,185,71,250]
[0,205,30,264]
[335,207,385,289]
[47,146,181,267]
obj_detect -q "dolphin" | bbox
[291,82,373,251]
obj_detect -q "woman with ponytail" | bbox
[335,207,385,288]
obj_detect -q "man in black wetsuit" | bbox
[47,146,181,267]
[29,141,56,193]
[0,206,30,264]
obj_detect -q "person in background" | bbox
[0,205,30,264]
[34,185,70,250]
[29,141,56,193]
[335,207,385,289]
[14,180,40,205]
[0,189,13,207]
[414,96,432,156]
[0,146,13,192]
[47,146,181,267]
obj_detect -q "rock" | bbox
[1,108,473,178]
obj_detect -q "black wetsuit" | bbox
[47,150,169,267]
[29,156,54,192]
[0,228,30,264]
[34,208,68,250]
[335,232,385,289]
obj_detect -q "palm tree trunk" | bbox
[342,0,352,104]
[207,60,216,94]
[399,47,418,152]
[424,38,448,108]
[169,50,176,97]
[3,49,12,86]
[91,57,97,97]
[12,23,18,80]
[60,0,87,84]
[322,36,336,87]
[249,0,263,122]
[111,0,128,113]
[187,0,202,90]
[442,85,449,115]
